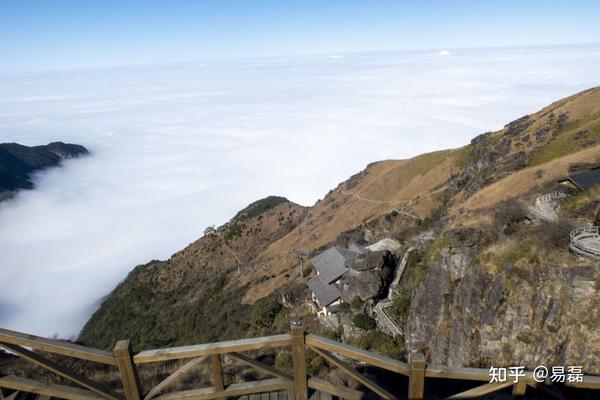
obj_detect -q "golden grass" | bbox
[527,113,600,167]
[243,87,600,303]
[456,144,600,215]
[241,148,465,303]
[560,185,600,217]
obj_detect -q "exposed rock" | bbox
[342,269,383,301]
[405,242,600,374]
[505,115,533,136]
[501,151,527,172]
[558,112,569,131]
[349,258,370,271]
[341,250,395,301]
[365,250,389,269]
[575,130,589,140]
[536,126,550,142]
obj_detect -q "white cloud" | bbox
[0,45,599,337]
[437,49,451,56]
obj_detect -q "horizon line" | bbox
[2,41,600,78]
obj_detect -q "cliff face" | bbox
[81,87,600,373]
[405,232,600,374]
[0,141,89,198]
[400,87,600,374]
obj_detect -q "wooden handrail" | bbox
[565,375,600,389]
[1,325,600,400]
[133,334,292,364]
[0,342,118,400]
[153,378,293,400]
[0,376,107,400]
[0,328,116,366]
[144,356,208,400]
[305,334,410,375]
[307,377,363,400]
[114,340,143,400]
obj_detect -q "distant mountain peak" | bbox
[0,141,89,199]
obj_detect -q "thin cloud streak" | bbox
[0,45,599,337]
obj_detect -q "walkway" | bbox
[373,247,415,338]
[570,224,600,261]
[528,191,567,222]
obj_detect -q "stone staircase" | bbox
[372,247,415,338]
[528,191,567,222]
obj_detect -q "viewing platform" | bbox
[1,323,599,400]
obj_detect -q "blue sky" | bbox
[1,0,600,73]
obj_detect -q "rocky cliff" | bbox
[404,229,600,374]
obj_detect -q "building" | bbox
[365,238,401,252]
[203,225,217,236]
[307,246,360,316]
[560,167,600,190]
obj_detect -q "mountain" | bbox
[0,141,89,199]
[80,87,600,374]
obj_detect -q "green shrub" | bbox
[352,313,376,331]
[357,331,406,359]
[388,293,411,322]
[234,196,288,220]
[537,219,574,250]
[274,351,293,374]
[323,326,344,341]
[338,302,351,313]
[493,198,528,235]
[225,223,245,240]
[251,296,282,329]
[350,296,363,311]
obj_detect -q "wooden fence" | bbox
[1,323,599,400]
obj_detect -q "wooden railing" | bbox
[1,324,600,400]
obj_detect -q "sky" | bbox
[1,1,600,73]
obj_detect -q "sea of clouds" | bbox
[0,44,599,338]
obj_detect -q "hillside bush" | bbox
[538,219,574,250]
[350,296,363,311]
[352,313,376,331]
[493,198,528,235]
[234,196,288,220]
[251,295,282,329]
[356,331,406,359]
[388,292,411,322]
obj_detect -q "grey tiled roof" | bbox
[310,247,358,284]
[569,168,600,190]
[308,276,341,307]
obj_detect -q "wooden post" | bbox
[408,352,425,400]
[114,340,142,400]
[211,354,225,398]
[290,322,308,400]
[512,381,527,398]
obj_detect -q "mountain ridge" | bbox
[80,87,600,374]
[0,141,89,200]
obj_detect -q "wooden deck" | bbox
[1,324,599,400]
